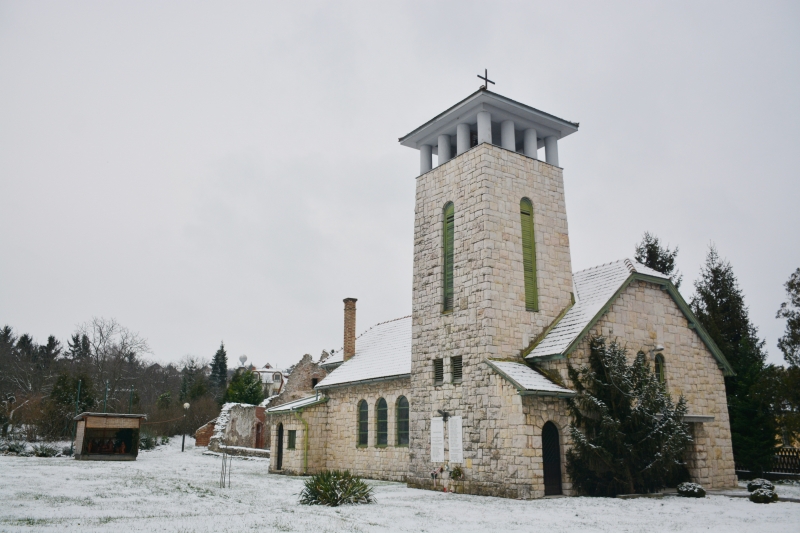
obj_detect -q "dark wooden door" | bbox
[542,421,562,495]
[276,423,283,470]
[255,423,263,449]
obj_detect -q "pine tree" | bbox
[179,358,208,402]
[223,368,264,405]
[634,231,682,288]
[691,246,778,471]
[566,337,691,496]
[776,268,800,444]
[209,342,228,400]
[777,268,800,366]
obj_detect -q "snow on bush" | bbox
[749,488,779,503]
[32,443,58,457]
[746,478,775,492]
[677,482,706,498]
[299,470,376,507]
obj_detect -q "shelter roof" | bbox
[74,412,147,421]
[486,360,575,397]
[266,395,327,413]
[316,316,412,389]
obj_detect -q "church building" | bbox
[266,85,737,498]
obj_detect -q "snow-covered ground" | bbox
[1,438,799,533]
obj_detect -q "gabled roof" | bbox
[486,360,575,397]
[524,259,734,376]
[316,316,412,389]
[266,395,327,413]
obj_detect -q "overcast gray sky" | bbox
[1,1,798,369]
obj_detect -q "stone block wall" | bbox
[268,402,328,475]
[539,279,737,489]
[406,359,571,498]
[323,379,411,482]
[409,142,576,496]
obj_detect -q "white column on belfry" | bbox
[456,124,470,155]
[438,134,451,165]
[420,144,432,174]
[524,128,538,159]
[477,111,492,145]
[501,120,515,151]
[544,136,559,167]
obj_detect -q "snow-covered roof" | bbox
[266,395,327,413]
[486,360,575,397]
[527,259,670,360]
[316,316,412,389]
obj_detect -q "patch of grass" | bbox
[32,443,59,457]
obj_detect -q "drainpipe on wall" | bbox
[292,408,309,475]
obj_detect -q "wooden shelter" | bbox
[73,412,147,461]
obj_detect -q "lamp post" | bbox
[181,402,190,452]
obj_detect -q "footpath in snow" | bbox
[1,438,799,533]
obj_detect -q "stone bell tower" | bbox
[399,85,580,494]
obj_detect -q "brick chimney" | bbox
[343,298,357,361]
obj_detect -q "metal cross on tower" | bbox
[477,69,495,90]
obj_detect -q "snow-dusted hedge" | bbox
[749,488,779,503]
[677,482,706,498]
[746,478,775,492]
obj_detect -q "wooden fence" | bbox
[736,447,800,475]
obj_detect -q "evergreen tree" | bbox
[691,246,778,471]
[634,231,682,288]
[209,342,228,400]
[179,358,209,402]
[223,368,264,405]
[777,268,800,366]
[66,333,91,361]
[566,337,691,496]
[776,268,800,444]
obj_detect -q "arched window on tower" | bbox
[376,398,388,446]
[520,198,539,311]
[396,396,409,446]
[443,202,455,312]
[654,354,666,385]
[357,400,368,446]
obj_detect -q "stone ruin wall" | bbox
[208,403,266,453]
[539,279,738,489]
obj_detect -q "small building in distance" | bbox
[73,412,147,461]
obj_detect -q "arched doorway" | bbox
[542,421,562,495]
[276,423,284,470]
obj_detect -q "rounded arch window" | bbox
[654,354,666,384]
[357,400,368,446]
[443,202,455,312]
[396,396,409,446]
[376,398,388,446]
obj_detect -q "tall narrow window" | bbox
[357,400,368,446]
[433,359,444,385]
[376,398,388,446]
[654,354,666,384]
[396,396,409,446]
[520,198,539,312]
[443,202,455,312]
[451,356,463,383]
[287,429,296,450]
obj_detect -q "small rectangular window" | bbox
[434,359,444,385]
[311,378,318,388]
[287,430,296,450]
[452,356,463,383]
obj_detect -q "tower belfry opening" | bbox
[399,88,579,174]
